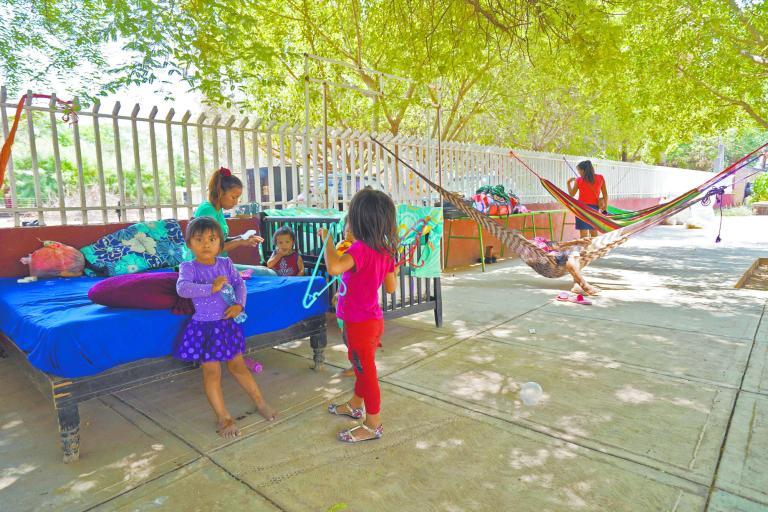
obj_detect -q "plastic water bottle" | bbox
[519,382,543,406]
[220,284,248,324]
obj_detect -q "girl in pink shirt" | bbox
[318,189,397,442]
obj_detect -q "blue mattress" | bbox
[0,276,328,378]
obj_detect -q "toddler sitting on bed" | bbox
[266,227,305,277]
[174,216,276,438]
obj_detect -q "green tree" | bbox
[752,172,768,202]
[3,0,768,168]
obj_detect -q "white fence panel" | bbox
[0,88,714,227]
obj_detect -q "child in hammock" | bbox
[266,226,305,276]
[174,217,276,438]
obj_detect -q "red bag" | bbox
[26,240,85,278]
[488,204,511,216]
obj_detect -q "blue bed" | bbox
[0,275,328,378]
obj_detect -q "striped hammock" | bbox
[371,136,766,283]
[510,145,768,233]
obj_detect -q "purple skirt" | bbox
[173,318,246,363]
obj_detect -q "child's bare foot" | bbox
[572,283,599,295]
[341,367,355,377]
[582,285,600,296]
[216,418,241,439]
[255,400,277,421]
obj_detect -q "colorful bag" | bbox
[24,240,85,278]
[487,203,512,216]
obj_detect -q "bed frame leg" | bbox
[433,278,443,328]
[57,405,80,463]
[310,332,327,371]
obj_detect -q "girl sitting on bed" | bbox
[174,216,276,438]
[266,226,305,276]
[182,167,264,262]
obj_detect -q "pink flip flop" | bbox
[568,294,592,305]
[556,291,570,302]
[244,357,263,373]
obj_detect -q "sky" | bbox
[12,41,206,115]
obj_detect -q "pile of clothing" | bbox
[471,185,527,216]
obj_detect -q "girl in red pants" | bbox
[318,189,397,442]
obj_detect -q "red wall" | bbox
[0,198,669,275]
[444,197,662,269]
[0,218,262,278]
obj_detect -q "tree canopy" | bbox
[2,0,768,167]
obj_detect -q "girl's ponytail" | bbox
[207,167,243,208]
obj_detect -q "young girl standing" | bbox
[266,227,305,276]
[567,160,608,238]
[319,189,397,443]
[175,217,276,438]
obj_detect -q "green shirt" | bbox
[182,201,230,261]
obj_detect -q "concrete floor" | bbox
[1,216,767,511]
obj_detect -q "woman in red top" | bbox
[567,160,608,238]
[319,189,397,443]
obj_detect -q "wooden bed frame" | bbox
[0,218,328,463]
[0,214,442,463]
[0,317,326,463]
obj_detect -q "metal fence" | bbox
[0,87,711,227]
[259,215,442,326]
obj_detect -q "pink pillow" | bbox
[88,272,194,315]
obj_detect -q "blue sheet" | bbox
[0,276,328,378]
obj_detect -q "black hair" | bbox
[346,188,397,258]
[273,226,296,248]
[185,216,225,251]
[208,167,243,208]
[577,160,596,184]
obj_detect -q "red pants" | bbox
[344,318,384,415]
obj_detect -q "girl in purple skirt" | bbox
[175,217,276,438]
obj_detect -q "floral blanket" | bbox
[81,220,185,276]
